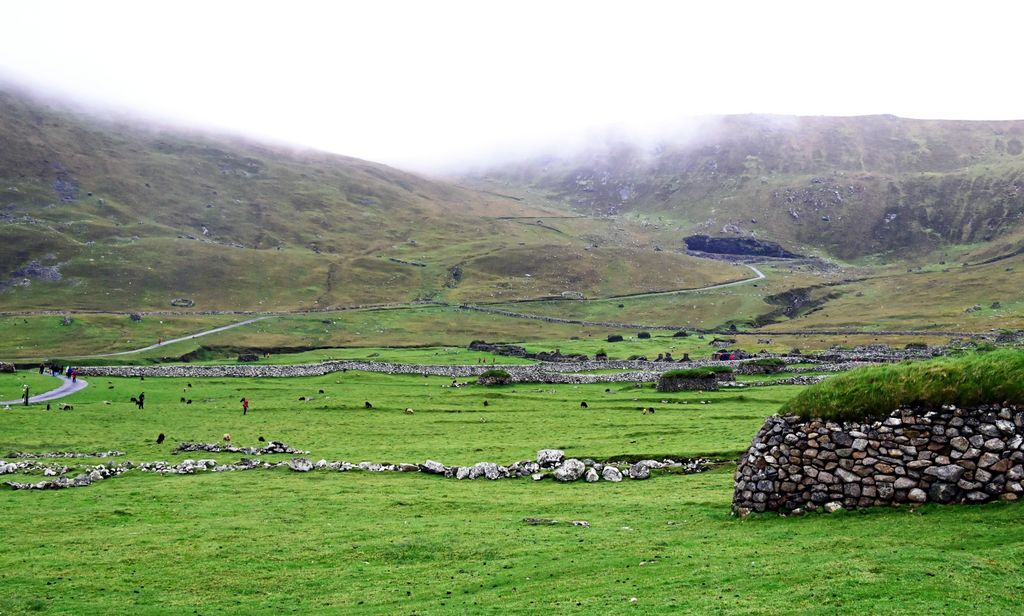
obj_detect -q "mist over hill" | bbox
[465,114,1024,260]
[0,83,738,311]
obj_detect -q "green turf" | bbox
[1,372,1023,613]
[0,371,61,403]
[782,349,1024,421]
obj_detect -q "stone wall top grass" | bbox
[781,350,1024,422]
[661,366,734,379]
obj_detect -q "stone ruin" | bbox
[656,370,734,392]
[733,404,1024,516]
[736,361,787,375]
[0,362,14,373]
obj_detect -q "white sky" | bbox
[1,0,1022,171]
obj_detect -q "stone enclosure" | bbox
[657,371,734,392]
[733,404,1024,515]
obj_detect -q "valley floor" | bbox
[1,371,1023,614]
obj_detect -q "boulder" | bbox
[628,463,651,480]
[553,459,585,482]
[584,468,599,483]
[287,458,313,472]
[420,460,447,475]
[602,466,623,482]
[537,449,565,467]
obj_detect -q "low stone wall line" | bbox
[5,449,714,490]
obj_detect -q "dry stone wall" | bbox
[75,359,758,385]
[734,404,1024,515]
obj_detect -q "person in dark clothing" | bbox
[39,363,44,375]
[23,385,30,406]
[137,392,145,410]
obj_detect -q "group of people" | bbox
[38,363,77,382]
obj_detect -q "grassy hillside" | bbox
[465,114,1024,260]
[0,83,737,311]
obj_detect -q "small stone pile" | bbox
[1,460,74,476]
[721,375,830,388]
[734,404,1024,515]
[5,462,132,490]
[5,450,125,459]
[415,450,712,482]
[172,441,306,455]
[138,458,265,474]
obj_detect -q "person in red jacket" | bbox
[241,398,250,415]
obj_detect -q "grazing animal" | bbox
[580,401,589,408]
[258,436,265,442]
[156,433,165,444]
[318,389,325,394]
[46,403,51,411]
[59,403,73,410]
[404,408,415,414]
[186,399,193,405]
[642,407,655,415]
[364,401,373,409]
[483,400,489,407]
[187,383,192,388]
[180,397,186,403]
[130,396,139,404]
[298,396,307,401]
[223,433,231,442]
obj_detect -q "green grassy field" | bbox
[2,371,1024,614]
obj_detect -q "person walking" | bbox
[22,384,30,406]
[38,363,44,375]
[137,392,145,410]
[241,398,249,416]
[71,369,77,383]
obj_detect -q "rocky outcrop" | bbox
[684,235,802,259]
[733,405,1024,515]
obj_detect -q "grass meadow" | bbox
[2,369,1023,614]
